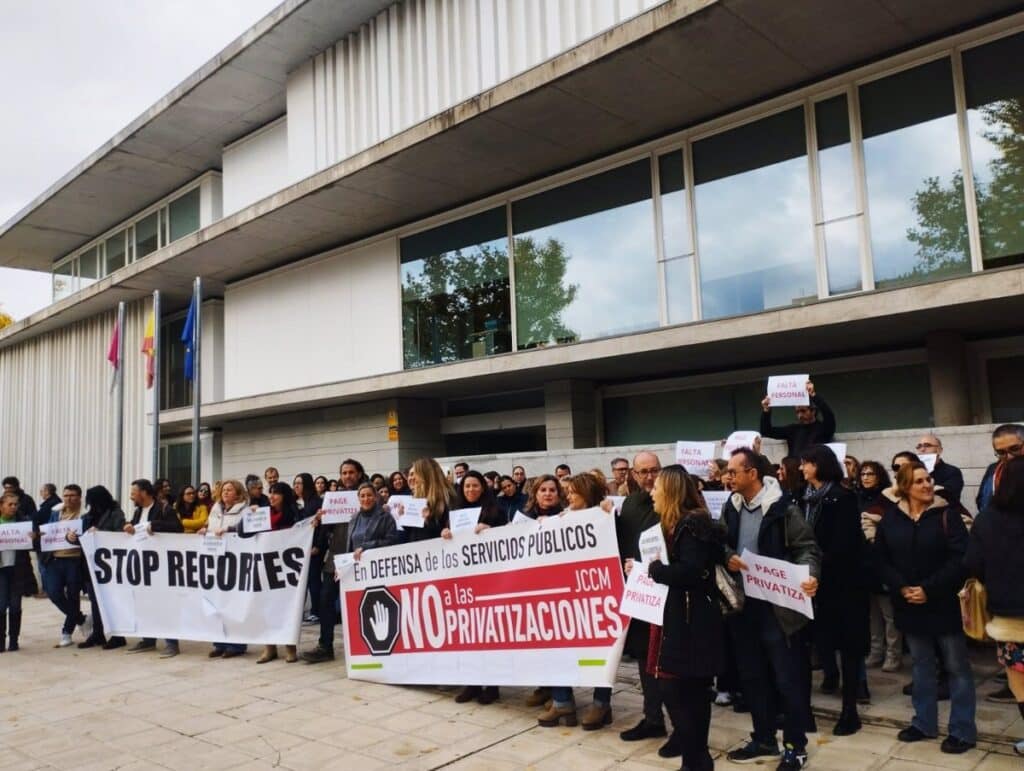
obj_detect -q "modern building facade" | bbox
[2,0,1023,501]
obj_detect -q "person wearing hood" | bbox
[200,479,249,658]
[68,486,126,649]
[872,461,976,755]
[799,445,870,736]
[857,462,902,672]
[720,448,822,770]
[965,455,1024,757]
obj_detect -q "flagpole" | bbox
[114,301,126,500]
[190,277,202,486]
[152,290,161,481]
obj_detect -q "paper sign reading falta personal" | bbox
[0,521,34,550]
[675,441,717,477]
[701,490,730,521]
[722,431,760,459]
[321,491,359,525]
[40,519,82,552]
[766,374,810,407]
[739,549,814,620]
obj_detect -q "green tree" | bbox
[511,236,577,349]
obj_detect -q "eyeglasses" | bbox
[995,444,1023,459]
[633,468,661,477]
[612,466,629,473]
[915,442,939,450]
[891,466,902,473]
[722,467,750,477]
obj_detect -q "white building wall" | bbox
[222,118,289,216]
[287,0,667,178]
[0,301,152,503]
[223,237,402,399]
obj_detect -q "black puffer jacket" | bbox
[648,514,727,678]
[872,496,968,636]
[965,505,1024,618]
[616,490,660,658]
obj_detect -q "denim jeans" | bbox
[731,599,813,751]
[550,686,611,707]
[905,632,976,742]
[44,557,84,634]
[213,642,247,654]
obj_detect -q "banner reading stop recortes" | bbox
[81,526,313,645]
[339,508,628,687]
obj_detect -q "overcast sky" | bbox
[0,0,282,320]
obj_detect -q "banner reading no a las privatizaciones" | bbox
[339,508,628,687]
[81,526,313,645]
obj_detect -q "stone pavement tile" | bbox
[371,706,444,735]
[157,711,239,737]
[707,721,751,753]
[327,695,407,723]
[624,744,685,768]
[29,741,139,771]
[612,761,680,770]
[358,733,445,765]
[318,723,400,751]
[102,725,185,752]
[814,725,901,757]
[878,761,978,771]
[12,729,106,761]
[467,731,566,765]
[276,741,383,771]
[566,726,641,760]
[804,745,889,771]
[975,752,1024,770]
[151,736,253,771]
[220,697,291,721]
[0,750,45,771]
[891,739,986,770]
[407,716,490,746]
[441,756,523,770]
[460,702,538,730]
[66,759,162,771]
[528,745,621,770]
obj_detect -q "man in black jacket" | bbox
[615,451,680,758]
[760,380,836,458]
[31,484,61,596]
[915,434,964,504]
[123,478,182,658]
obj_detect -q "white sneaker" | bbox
[57,632,73,648]
[1015,738,1023,756]
[79,614,93,640]
[715,691,733,706]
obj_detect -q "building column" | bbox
[926,330,971,426]
[199,430,222,485]
[200,299,224,404]
[544,379,597,450]
[394,399,445,470]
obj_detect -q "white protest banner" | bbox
[722,431,761,459]
[322,491,360,525]
[702,490,731,521]
[340,508,627,687]
[620,563,667,626]
[675,441,718,477]
[826,443,848,477]
[243,506,272,533]
[638,523,668,565]
[0,521,34,550]
[81,526,313,644]
[767,374,810,407]
[511,511,534,525]
[449,507,481,534]
[919,453,938,473]
[739,549,814,620]
[388,496,428,529]
[201,534,227,557]
[607,496,626,516]
[39,519,82,552]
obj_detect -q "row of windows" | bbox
[52,187,201,301]
[400,30,1024,369]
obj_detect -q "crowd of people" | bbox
[1,383,1023,771]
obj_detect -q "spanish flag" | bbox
[141,311,156,389]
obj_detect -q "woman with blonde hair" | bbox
[406,458,455,541]
[632,464,725,771]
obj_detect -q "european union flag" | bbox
[181,294,197,381]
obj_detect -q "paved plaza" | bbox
[1,597,1021,771]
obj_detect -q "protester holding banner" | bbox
[721,448,821,769]
[293,472,323,624]
[496,475,526,523]
[199,479,249,659]
[539,472,614,730]
[965,456,1024,757]
[523,474,565,521]
[760,380,836,457]
[406,457,454,541]
[174,485,209,534]
[639,464,726,771]
[857,462,902,672]
[799,445,870,736]
[314,476,329,498]
[239,481,299,664]
[70,486,126,650]
[196,482,214,511]
[246,476,270,508]
[0,491,31,652]
[45,484,88,649]
[872,462,976,754]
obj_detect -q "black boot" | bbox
[0,613,6,653]
[8,610,20,652]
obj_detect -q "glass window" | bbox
[168,188,200,242]
[53,261,75,300]
[159,443,193,492]
[79,247,100,289]
[693,107,817,319]
[815,94,862,294]
[659,152,694,323]
[860,59,970,288]
[136,212,159,259]
[400,207,511,368]
[161,317,192,410]
[963,32,1024,269]
[105,231,126,274]
[511,160,658,349]
[987,355,1024,422]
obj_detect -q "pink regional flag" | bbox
[107,319,120,392]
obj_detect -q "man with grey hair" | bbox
[915,433,964,504]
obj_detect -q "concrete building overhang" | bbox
[2,0,1021,349]
[0,0,395,272]
[156,266,1024,432]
